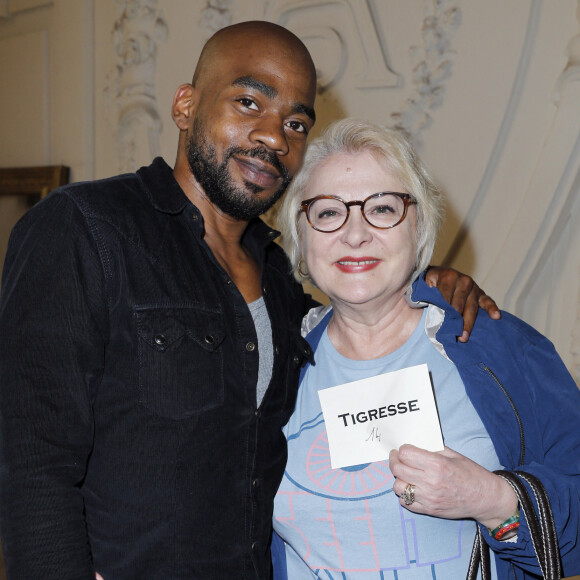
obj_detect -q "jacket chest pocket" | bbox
[136,307,226,419]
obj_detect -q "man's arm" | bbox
[425,267,501,342]
[0,193,105,578]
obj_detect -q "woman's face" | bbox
[299,150,417,310]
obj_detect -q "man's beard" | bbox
[186,119,292,221]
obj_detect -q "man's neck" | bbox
[173,162,262,303]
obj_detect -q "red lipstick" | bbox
[334,256,381,273]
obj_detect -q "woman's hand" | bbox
[424,267,501,342]
[389,444,517,530]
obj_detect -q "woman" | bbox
[272,118,580,579]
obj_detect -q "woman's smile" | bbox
[334,256,381,273]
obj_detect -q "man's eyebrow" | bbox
[232,76,316,123]
[232,76,277,99]
[293,103,316,124]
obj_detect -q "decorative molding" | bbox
[263,0,398,93]
[499,103,580,382]
[199,0,233,42]
[391,0,461,141]
[105,0,168,173]
[554,0,580,104]
[443,0,541,267]
[556,2,580,386]
[0,1,52,19]
[290,24,348,93]
[346,0,399,90]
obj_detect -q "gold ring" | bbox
[401,483,416,506]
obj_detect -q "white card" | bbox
[318,363,444,469]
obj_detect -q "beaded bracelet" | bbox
[489,509,520,541]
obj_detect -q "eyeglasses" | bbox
[299,192,417,233]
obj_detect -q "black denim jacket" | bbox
[0,158,314,579]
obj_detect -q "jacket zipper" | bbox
[482,365,525,467]
[483,365,525,580]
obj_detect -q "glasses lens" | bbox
[364,193,406,228]
[308,198,348,231]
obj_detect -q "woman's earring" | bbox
[298,259,309,278]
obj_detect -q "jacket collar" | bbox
[410,273,464,342]
[136,157,281,249]
[137,157,190,215]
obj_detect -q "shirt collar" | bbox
[137,157,190,215]
[242,218,281,253]
[137,157,281,248]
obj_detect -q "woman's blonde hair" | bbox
[277,118,445,285]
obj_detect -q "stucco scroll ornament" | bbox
[391,0,461,143]
[200,0,234,42]
[105,0,168,173]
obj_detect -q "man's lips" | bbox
[334,257,381,273]
[233,156,281,188]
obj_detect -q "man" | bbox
[0,21,498,579]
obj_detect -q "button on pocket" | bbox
[136,307,226,419]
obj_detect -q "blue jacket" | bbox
[273,274,580,579]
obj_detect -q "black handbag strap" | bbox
[466,470,562,579]
[467,525,491,580]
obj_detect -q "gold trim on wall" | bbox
[0,165,70,200]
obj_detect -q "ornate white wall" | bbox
[1,0,579,385]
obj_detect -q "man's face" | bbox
[186,38,316,221]
[186,116,291,220]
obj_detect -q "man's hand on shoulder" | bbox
[425,267,501,343]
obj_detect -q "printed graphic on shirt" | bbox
[275,411,475,579]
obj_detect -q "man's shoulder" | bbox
[26,159,184,258]
[63,169,131,197]
[55,169,146,216]
[50,158,179,217]
[11,171,145,238]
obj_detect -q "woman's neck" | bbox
[327,298,424,361]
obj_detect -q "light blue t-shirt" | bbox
[274,308,501,579]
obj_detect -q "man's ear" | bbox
[171,83,197,130]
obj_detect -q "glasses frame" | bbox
[299,192,417,233]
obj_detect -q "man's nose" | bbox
[249,115,289,156]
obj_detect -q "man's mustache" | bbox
[225,146,290,180]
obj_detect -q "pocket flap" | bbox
[137,307,226,352]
